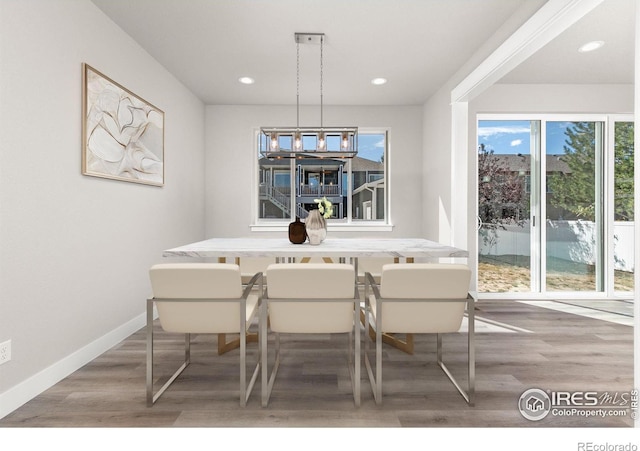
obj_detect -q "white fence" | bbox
[479,220,634,272]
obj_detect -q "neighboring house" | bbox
[352,156,385,220]
[259,156,384,220]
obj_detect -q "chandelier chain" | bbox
[296,40,300,129]
[320,35,324,129]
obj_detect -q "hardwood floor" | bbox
[0,300,634,430]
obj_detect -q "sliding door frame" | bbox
[477,113,631,300]
[608,114,635,298]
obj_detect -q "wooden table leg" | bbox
[299,257,334,263]
[218,333,259,355]
[359,309,414,355]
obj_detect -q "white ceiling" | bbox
[501,0,634,85]
[90,0,634,106]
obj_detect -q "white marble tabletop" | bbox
[162,237,468,259]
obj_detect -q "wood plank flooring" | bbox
[0,300,634,429]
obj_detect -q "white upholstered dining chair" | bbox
[261,263,360,407]
[364,263,474,405]
[147,263,262,406]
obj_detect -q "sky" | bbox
[478,120,573,155]
[357,133,385,162]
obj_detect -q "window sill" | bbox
[250,223,394,233]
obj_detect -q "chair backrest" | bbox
[149,263,243,334]
[377,263,471,333]
[266,263,355,333]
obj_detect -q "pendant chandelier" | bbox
[260,33,358,159]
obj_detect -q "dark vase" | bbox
[288,217,307,244]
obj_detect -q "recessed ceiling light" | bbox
[371,78,387,85]
[578,41,604,53]
[238,76,255,84]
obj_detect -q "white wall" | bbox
[472,83,633,113]
[422,88,454,245]
[0,0,205,416]
[421,0,549,247]
[204,105,424,238]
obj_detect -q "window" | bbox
[352,133,386,221]
[256,131,388,226]
[274,171,290,187]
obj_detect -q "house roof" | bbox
[492,154,571,174]
[352,157,384,172]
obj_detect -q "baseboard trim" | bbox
[0,312,146,420]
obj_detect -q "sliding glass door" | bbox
[612,121,634,293]
[544,121,604,292]
[477,120,535,293]
[477,115,633,297]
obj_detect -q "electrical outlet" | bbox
[0,340,11,365]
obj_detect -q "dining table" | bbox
[162,237,468,260]
[162,237,469,354]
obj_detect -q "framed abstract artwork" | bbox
[82,63,165,186]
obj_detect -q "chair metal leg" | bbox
[262,331,281,407]
[467,296,476,405]
[262,312,359,407]
[245,329,261,406]
[147,299,191,407]
[375,303,382,405]
[146,300,154,406]
[355,308,361,406]
[260,299,268,407]
[435,295,475,406]
[240,297,261,407]
[349,303,361,406]
[363,286,381,405]
[147,298,261,407]
[261,290,281,408]
[437,335,472,405]
[185,333,190,364]
[261,284,361,407]
[240,311,246,406]
[364,294,475,406]
[363,296,383,405]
